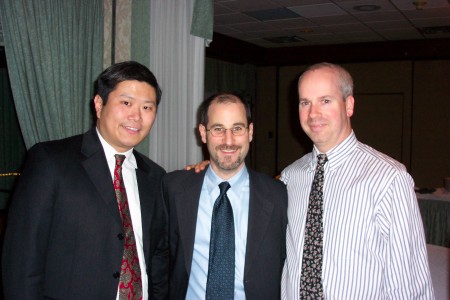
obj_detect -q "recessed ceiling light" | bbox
[353,5,381,12]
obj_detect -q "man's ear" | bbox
[345,95,354,117]
[93,95,103,119]
[248,123,254,143]
[199,124,207,144]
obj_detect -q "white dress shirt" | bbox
[281,132,434,299]
[96,129,148,300]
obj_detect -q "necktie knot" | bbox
[219,181,231,195]
[317,154,328,167]
[115,154,126,167]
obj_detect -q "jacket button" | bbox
[113,272,121,278]
[117,233,124,240]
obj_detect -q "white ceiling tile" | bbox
[390,0,450,10]
[410,17,450,27]
[215,13,257,25]
[324,23,372,33]
[213,0,450,47]
[265,18,317,29]
[336,0,397,12]
[353,11,406,22]
[365,19,412,30]
[310,14,360,26]
[402,7,450,19]
[377,28,424,40]
[286,26,333,36]
[288,3,347,17]
[229,22,277,32]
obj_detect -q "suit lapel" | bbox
[175,171,206,274]
[134,152,155,257]
[81,128,122,225]
[244,170,274,277]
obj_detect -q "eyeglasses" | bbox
[206,125,248,137]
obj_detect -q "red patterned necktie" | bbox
[114,154,142,300]
[300,154,328,299]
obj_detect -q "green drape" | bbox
[0,0,104,148]
[191,0,213,45]
[130,0,151,155]
[205,57,256,99]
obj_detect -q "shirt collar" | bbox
[205,165,248,195]
[311,130,357,171]
[96,128,137,168]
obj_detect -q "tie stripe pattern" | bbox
[206,181,235,300]
[300,154,328,299]
[114,154,142,300]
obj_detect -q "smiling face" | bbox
[94,80,157,152]
[199,100,253,180]
[298,67,354,153]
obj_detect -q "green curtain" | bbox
[0,68,26,209]
[0,0,104,148]
[191,0,213,45]
[205,57,256,100]
[130,0,151,155]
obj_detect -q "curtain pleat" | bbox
[148,0,204,171]
[0,0,104,148]
[205,57,256,99]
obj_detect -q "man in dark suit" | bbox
[163,93,288,299]
[2,61,168,299]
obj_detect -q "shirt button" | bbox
[113,272,120,279]
[117,233,124,240]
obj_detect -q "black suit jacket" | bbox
[163,168,288,300]
[2,128,168,300]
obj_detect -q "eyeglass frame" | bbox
[205,125,249,137]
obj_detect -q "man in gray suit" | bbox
[163,92,288,299]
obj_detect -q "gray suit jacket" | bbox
[163,167,288,300]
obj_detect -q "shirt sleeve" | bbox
[378,170,434,299]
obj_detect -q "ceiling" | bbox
[214,0,450,48]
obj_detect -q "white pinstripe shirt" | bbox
[281,132,434,299]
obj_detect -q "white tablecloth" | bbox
[427,244,449,300]
[417,188,450,202]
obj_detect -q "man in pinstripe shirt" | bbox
[281,62,434,299]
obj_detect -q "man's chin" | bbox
[218,160,243,171]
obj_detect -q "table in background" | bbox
[417,188,450,248]
[427,244,449,300]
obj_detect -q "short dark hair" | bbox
[96,61,162,105]
[199,92,252,126]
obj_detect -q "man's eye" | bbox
[299,101,309,107]
[232,126,243,133]
[122,101,130,106]
[213,127,225,132]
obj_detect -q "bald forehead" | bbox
[298,67,337,87]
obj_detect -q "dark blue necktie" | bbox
[206,181,235,300]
